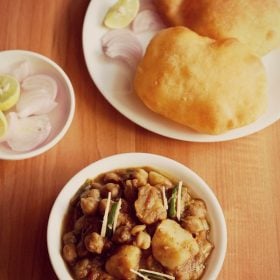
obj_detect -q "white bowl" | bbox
[0,50,75,160]
[47,153,227,280]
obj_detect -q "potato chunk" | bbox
[105,245,141,279]
[152,219,199,270]
[148,171,173,188]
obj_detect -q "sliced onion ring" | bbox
[16,74,58,117]
[16,89,58,118]
[6,112,52,152]
[21,74,57,100]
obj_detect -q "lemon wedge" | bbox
[0,74,20,111]
[104,0,140,29]
[0,111,8,138]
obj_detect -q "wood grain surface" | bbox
[0,0,280,279]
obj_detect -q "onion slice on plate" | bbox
[101,30,143,68]
[6,112,52,152]
[21,74,57,100]
[131,10,166,33]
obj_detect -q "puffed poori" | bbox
[153,0,280,56]
[134,27,267,135]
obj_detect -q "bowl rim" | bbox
[47,152,227,280]
[0,49,75,160]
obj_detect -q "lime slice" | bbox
[0,74,20,111]
[104,0,140,29]
[0,111,8,138]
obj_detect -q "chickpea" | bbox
[63,231,76,245]
[116,212,134,228]
[102,183,120,198]
[81,197,99,215]
[84,232,105,254]
[74,216,86,234]
[91,182,103,191]
[133,169,148,186]
[126,179,138,188]
[103,172,121,183]
[81,188,100,200]
[76,241,88,258]
[74,259,91,279]
[113,226,132,244]
[124,180,137,202]
[134,231,151,249]
[131,225,146,236]
[63,243,77,263]
[99,199,112,216]
[148,171,173,189]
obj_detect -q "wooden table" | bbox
[0,0,280,279]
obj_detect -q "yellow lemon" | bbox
[104,0,140,29]
[0,74,20,111]
[0,111,8,138]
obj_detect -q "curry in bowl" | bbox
[61,167,213,280]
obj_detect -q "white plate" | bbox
[82,0,280,142]
[47,153,227,280]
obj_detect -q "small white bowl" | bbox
[0,50,75,160]
[47,153,227,280]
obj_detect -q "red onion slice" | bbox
[131,10,166,33]
[16,89,58,118]
[21,74,57,100]
[17,74,58,117]
[102,30,143,68]
[6,112,52,152]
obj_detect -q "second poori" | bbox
[153,0,280,56]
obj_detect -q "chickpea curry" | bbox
[62,167,214,280]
